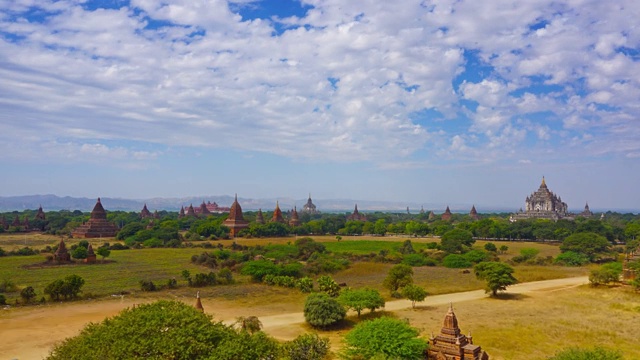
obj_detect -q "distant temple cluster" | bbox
[510,177,593,222]
[0,205,46,232]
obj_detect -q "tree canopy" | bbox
[342,317,427,360]
[474,262,518,296]
[440,229,474,253]
[338,288,385,316]
[560,232,611,262]
[303,293,346,328]
[382,264,414,292]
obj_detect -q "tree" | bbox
[281,333,330,360]
[474,262,518,296]
[338,288,385,317]
[383,264,413,292]
[560,232,611,262]
[499,245,509,254]
[484,242,497,252]
[440,229,474,254]
[548,346,622,360]
[342,317,427,360]
[554,251,589,266]
[589,263,622,286]
[303,293,346,328]
[96,246,110,261]
[399,240,415,254]
[71,246,88,260]
[235,316,263,334]
[317,275,341,297]
[295,237,326,260]
[47,300,280,360]
[20,286,36,303]
[401,284,428,308]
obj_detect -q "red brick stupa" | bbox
[255,209,265,224]
[347,204,366,221]
[140,204,152,219]
[71,198,119,238]
[289,206,300,227]
[428,304,489,360]
[85,243,97,263]
[222,194,249,237]
[271,201,286,224]
[442,206,453,221]
[53,238,71,262]
[469,205,479,221]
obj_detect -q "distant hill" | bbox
[0,194,517,213]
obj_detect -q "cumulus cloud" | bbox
[0,0,639,168]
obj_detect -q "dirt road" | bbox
[0,276,588,359]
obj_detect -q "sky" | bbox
[0,0,639,211]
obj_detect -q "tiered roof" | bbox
[222,194,249,237]
[186,204,197,217]
[271,201,286,223]
[140,204,152,219]
[302,194,318,214]
[255,209,265,224]
[289,206,300,227]
[442,206,452,221]
[71,198,119,238]
[54,238,71,262]
[35,205,46,220]
[469,205,479,220]
[428,304,490,360]
[347,204,366,221]
[199,201,211,216]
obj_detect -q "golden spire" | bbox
[541,176,546,187]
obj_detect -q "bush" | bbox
[342,317,427,360]
[44,275,85,300]
[217,268,234,284]
[71,246,88,259]
[442,254,472,268]
[440,229,474,254]
[401,284,428,308]
[0,294,5,305]
[166,278,178,289]
[317,275,341,297]
[402,253,436,267]
[20,286,36,303]
[296,277,313,293]
[463,249,489,264]
[14,247,37,256]
[282,333,330,360]
[548,346,622,360]
[303,293,346,328]
[240,260,280,282]
[560,232,611,262]
[139,280,157,292]
[589,262,622,286]
[0,279,17,293]
[109,243,129,250]
[554,251,589,266]
[191,272,217,287]
[484,242,497,252]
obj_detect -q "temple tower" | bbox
[442,206,453,221]
[140,204,152,219]
[469,205,479,221]
[53,238,71,262]
[71,198,119,238]
[302,194,318,214]
[222,194,249,237]
[271,201,286,224]
[289,206,301,227]
[35,205,46,220]
[255,209,265,224]
[347,204,366,221]
[427,304,490,360]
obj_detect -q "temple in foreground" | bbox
[428,304,489,360]
[71,198,119,238]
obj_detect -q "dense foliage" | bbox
[342,317,427,360]
[303,293,346,328]
[474,262,518,296]
[338,288,385,316]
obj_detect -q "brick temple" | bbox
[427,304,489,360]
[71,198,119,238]
[222,194,249,237]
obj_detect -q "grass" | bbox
[396,285,640,359]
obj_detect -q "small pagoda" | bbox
[85,243,97,263]
[140,204,153,219]
[35,205,46,220]
[428,211,435,220]
[255,209,265,224]
[198,201,211,216]
[195,291,204,312]
[428,304,490,360]
[271,201,286,224]
[71,198,119,238]
[469,205,479,221]
[289,207,301,227]
[186,204,197,218]
[53,238,71,263]
[178,206,186,218]
[222,194,249,237]
[347,204,366,221]
[442,206,453,221]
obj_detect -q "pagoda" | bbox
[178,206,186,218]
[271,201,286,224]
[347,204,366,221]
[469,205,479,221]
[578,202,593,218]
[302,194,319,214]
[420,206,425,214]
[186,204,197,218]
[195,291,204,312]
[427,304,490,360]
[255,209,265,224]
[53,238,71,262]
[289,207,301,227]
[35,205,46,220]
[510,177,570,221]
[442,206,453,221]
[85,243,97,263]
[198,201,211,216]
[140,204,153,219]
[0,215,7,230]
[428,211,435,220]
[71,198,119,238]
[222,194,249,237]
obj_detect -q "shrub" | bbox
[554,251,589,266]
[143,238,164,248]
[402,253,436,267]
[484,242,497,252]
[0,279,17,293]
[217,268,233,284]
[442,254,472,268]
[440,229,474,254]
[71,246,88,259]
[282,333,330,360]
[342,317,427,360]
[0,294,6,305]
[166,278,178,289]
[303,293,346,328]
[463,249,489,263]
[589,262,622,286]
[296,277,313,293]
[109,243,129,250]
[14,247,37,256]
[317,275,341,297]
[192,272,217,287]
[45,275,85,300]
[20,286,37,303]
[241,260,280,282]
[139,280,157,292]
[560,232,611,262]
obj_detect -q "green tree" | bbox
[20,286,36,303]
[338,288,385,317]
[373,219,387,236]
[474,262,518,296]
[303,293,346,328]
[96,247,110,261]
[440,229,474,254]
[589,263,622,286]
[484,242,497,252]
[442,254,472,268]
[234,316,263,334]
[499,245,509,254]
[281,333,330,360]
[383,264,414,292]
[71,246,88,260]
[547,346,622,360]
[47,300,279,360]
[560,232,611,262]
[342,317,427,360]
[401,284,428,308]
[295,237,326,260]
[554,251,589,266]
[399,240,415,254]
[317,275,341,297]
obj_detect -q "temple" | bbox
[53,238,71,262]
[427,304,490,360]
[71,198,119,238]
[302,194,319,214]
[186,204,197,218]
[140,204,153,219]
[510,177,570,221]
[469,205,479,221]
[578,202,593,218]
[289,207,300,227]
[222,195,249,237]
[347,204,366,221]
[85,243,97,263]
[35,205,46,220]
[442,206,453,221]
[255,209,265,224]
[198,201,211,216]
[271,201,286,224]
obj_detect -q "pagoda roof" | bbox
[90,198,107,220]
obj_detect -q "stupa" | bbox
[271,201,286,224]
[289,207,300,227]
[469,205,479,221]
[302,194,319,214]
[71,198,119,238]
[427,304,490,360]
[53,238,71,262]
[442,206,453,221]
[35,205,46,220]
[85,243,97,263]
[222,194,249,237]
[140,204,152,219]
[255,209,265,224]
[347,204,366,221]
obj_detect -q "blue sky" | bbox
[0,0,639,211]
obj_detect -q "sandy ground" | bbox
[0,276,588,360]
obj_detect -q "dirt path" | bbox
[0,276,588,359]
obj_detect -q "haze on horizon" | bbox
[0,1,639,211]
